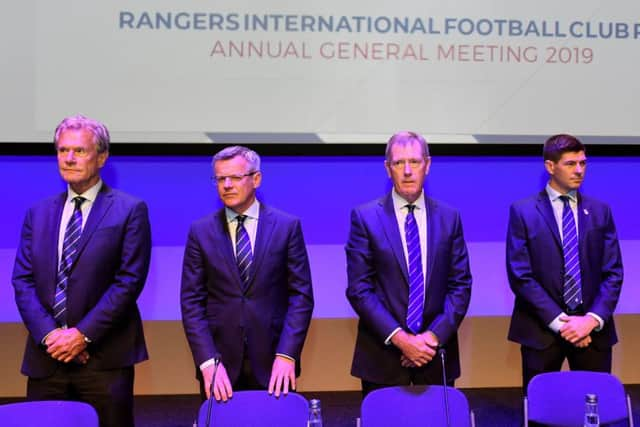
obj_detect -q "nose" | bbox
[64,151,75,163]
[223,177,233,188]
[403,160,412,175]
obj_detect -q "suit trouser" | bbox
[27,364,134,427]
[521,339,612,392]
[361,356,454,398]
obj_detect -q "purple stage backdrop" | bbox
[1,154,638,321]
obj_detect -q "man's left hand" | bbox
[46,327,87,363]
[268,355,296,398]
[559,315,598,344]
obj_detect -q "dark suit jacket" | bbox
[345,193,472,384]
[12,184,151,378]
[506,190,623,350]
[180,204,314,386]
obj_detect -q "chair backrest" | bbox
[0,400,99,427]
[360,385,474,427]
[526,371,632,426]
[197,390,309,427]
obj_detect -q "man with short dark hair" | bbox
[12,114,152,427]
[346,131,472,396]
[181,145,314,402]
[507,134,623,389]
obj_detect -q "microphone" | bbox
[439,347,451,427]
[205,354,221,427]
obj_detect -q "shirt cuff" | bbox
[41,328,59,345]
[384,327,403,345]
[587,312,604,331]
[548,312,568,333]
[199,358,217,371]
[276,353,295,362]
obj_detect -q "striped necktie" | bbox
[235,215,253,290]
[560,196,582,310]
[405,204,425,333]
[54,196,85,326]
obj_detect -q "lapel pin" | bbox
[583,209,589,215]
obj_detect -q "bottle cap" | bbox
[310,399,321,407]
[585,394,598,403]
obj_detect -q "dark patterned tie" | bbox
[235,215,253,290]
[54,196,85,326]
[405,204,425,333]
[560,196,582,310]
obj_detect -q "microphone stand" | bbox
[440,348,451,427]
[205,356,221,427]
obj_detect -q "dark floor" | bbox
[3,386,639,426]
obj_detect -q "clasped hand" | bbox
[45,327,89,364]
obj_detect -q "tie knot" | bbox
[72,196,86,210]
[236,214,247,225]
[559,195,571,206]
[406,204,417,214]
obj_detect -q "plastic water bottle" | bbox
[308,398,323,427]
[584,394,600,427]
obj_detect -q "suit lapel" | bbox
[47,193,66,296]
[377,194,409,285]
[577,193,590,261]
[424,197,436,291]
[535,191,562,249]
[70,185,114,270]
[213,209,244,288]
[249,204,276,289]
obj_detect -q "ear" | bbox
[97,151,109,169]
[252,171,262,189]
[423,156,432,176]
[384,161,392,178]
[544,159,555,176]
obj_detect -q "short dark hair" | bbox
[543,134,585,162]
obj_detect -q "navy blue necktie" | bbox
[560,196,582,310]
[54,196,85,326]
[405,204,425,333]
[235,215,253,290]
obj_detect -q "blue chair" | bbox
[197,390,309,427]
[359,385,475,427]
[525,371,634,426]
[0,400,99,427]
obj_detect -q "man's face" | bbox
[545,151,587,194]
[57,129,107,194]
[384,140,431,203]
[214,156,261,213]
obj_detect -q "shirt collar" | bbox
[225,199,261,223]
[391,189,426,212]
[545,183,577,203]
[67,180,102,204]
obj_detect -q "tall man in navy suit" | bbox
[346,131,472,396]
[507,134,623,389]
[181,146,314,402]
[12,115,152,427]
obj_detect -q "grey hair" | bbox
[385,131,430,161]
[212,146,261,172]
[53,114,110,153]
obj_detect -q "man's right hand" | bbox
[202,362,233,402]
[391,330,436,367]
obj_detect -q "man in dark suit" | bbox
[346,131,472,396]
[12,115,152,427]
[181,146,314,402]
[507,134,623,390]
